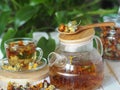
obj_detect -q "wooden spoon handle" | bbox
[78,22,115,31]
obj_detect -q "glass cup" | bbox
[4,38,43,70]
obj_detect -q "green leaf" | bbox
[0,0,11,12]
[0,28,16,58]
[14,6,39,28]
[14,29,27,37]
[0,11,10,36]
[80,0,100,9]
[30,0,46,6]
[55,11,69,25]
[25,29,34,38]
[37,37,56,59]
[14,28,33,38]
[87,9,117,15]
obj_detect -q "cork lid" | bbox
[59,28,95,43]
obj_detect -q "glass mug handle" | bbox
[36,47,43,61]
[94,35,103,56]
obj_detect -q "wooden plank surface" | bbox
[101,61,120,90]
[105,59,120,84]
[0,61,120,90]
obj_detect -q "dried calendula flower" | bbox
[7,80,56,90]
[47,85,56,90]
[33,63,38,68]
[58,20,80,33]
[36,82,43,88]
[69,56,73,64]
[7,82,14,90]
[58,24,66,32]
[28,62,33,70]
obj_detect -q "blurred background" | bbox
[0,0,119,59]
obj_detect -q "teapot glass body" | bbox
[48,36,104,90]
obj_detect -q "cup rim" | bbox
[4,38,35,45]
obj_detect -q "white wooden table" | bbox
[97,60,120,90]
[0,32,120,90]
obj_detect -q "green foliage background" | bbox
[0,0,119,59]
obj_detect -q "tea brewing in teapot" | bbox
[48,28,104,90]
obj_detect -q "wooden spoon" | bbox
[58,22,115,35]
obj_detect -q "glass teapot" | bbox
[48,29,104,90]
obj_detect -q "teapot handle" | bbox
[48,52,67,66]
[48,52,62,66]
[94,35,103,56]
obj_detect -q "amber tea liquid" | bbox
[6,41,36,69]
[49,60,104,90]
